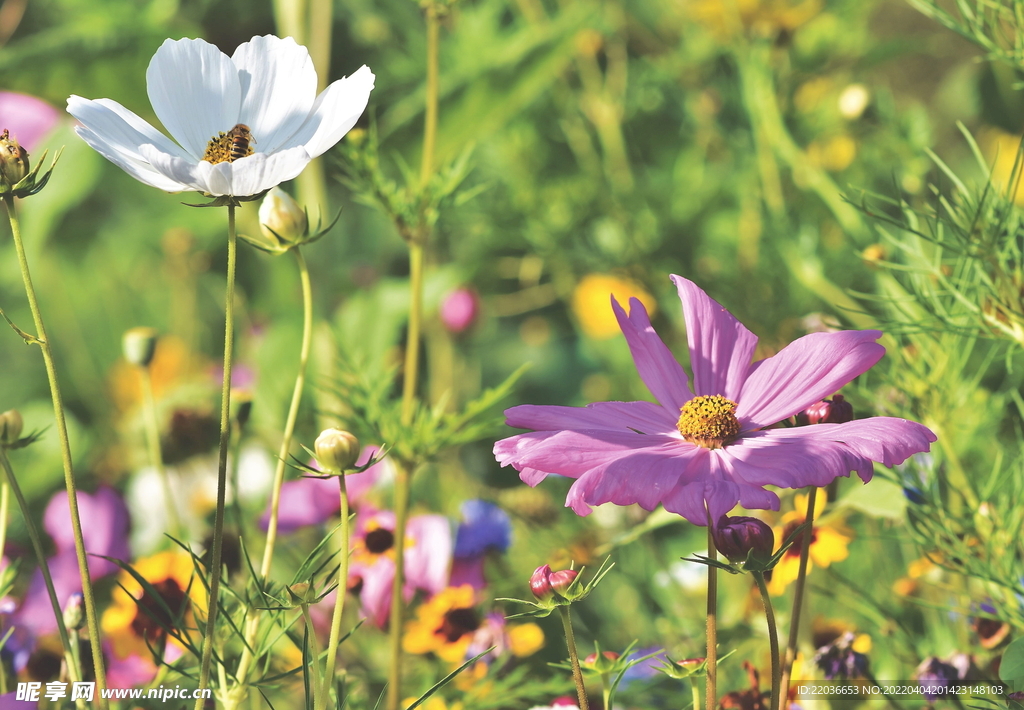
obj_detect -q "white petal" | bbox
[280,65,375,158]
[75,126,192,192]
[67,95,191,162]
[138,143,208,192]
[232,35,318,154]
[146,37,242,160]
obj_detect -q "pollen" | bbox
[677,395,741,449]
[202,130,254,164]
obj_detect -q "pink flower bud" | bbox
[713,515,775,566]
[549,569,578,596]
[440,287,479,334]
[530,564,553,598]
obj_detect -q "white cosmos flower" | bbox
[67,35,374,198]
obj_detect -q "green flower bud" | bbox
[0,130,29,187]
[314,428,360,472]
[63,592,85,631]
[122,326,159,367]
[286,582,316,606]
[0,410,22,447]
[259,187,308,248]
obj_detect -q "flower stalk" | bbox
[2,194,108,707]
[300,600,324,710]
[386,4,441,708]
[752,571,781,710]
[138,360,181,540]
[779,487,817,702]
[195,203,238,709]
[558,605,590,710]
[705,516,718,710]
[317,473,350,710]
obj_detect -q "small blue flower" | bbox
[454,500,512,559]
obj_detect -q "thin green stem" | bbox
[601,674,612,710]
[3,195,107,706]
[139,365,181,539]
[231,246,315,705]
[0,448,79,682]
[301,603,324,710]
[195,203,237,709]
[401,243,425,425]
[705,517,717,710]
[419,3,439,189]
[385,462,411,710]
[753,572,781,710]
[691,679,700,710]
[261,247,314,576]
[558,606,590,710]
[779,487,817,704]
[0,478,6,695]
[318,473,350,710]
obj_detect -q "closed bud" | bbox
[549,569,579,597]
[259,187,308,247]
[0,130,29,187]
[286,582,315,605]
[233,390,253,429]
[63,592,84,630]
[122,326,159,367]
[0,410,23,446]
[713,515,775,567]
[583,650,620,671]
[530,564,553,599]
[314,428,360,472]
[797,394,854,425]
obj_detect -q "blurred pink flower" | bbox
[0,91,59,152]
[258,446,390,532]
[494,276,936,525]
[440,287,480,334]
[15,487,130,635]
[345,508,452,627]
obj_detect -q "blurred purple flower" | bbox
[440,287,480,334]
[450,500,512,590]
[258,446,390,533]
[916,655,969,702]
[494,276,936,524]
[813,632,869,680]
[15,487,129,636]
[0,91,59,152]
[345,508,452,627]
[622,647,666,687]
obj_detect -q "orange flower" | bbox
[571,274,657,340]
[403,585,479,664]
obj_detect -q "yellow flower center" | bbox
[202,124,255,164]
[676,395,741,449]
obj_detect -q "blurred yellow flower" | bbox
[403,585,478,664]
[102,551,206,661]
[400,698,463,710]
[687,0,822,39]
[807,135,857,172]
[508,622,545,657]
[109,335,203,411]
[985,128,1024,206]
[768,490,851,595]
[572,274,657,340]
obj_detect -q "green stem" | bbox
[779,487,817,705]
[691,678,700,710]
[705,517,717,710]
[385,462,411,710]
[419,3,439,189]
[261,247,313,576]
[0,478,6,695]
[194,203,237,709]
[0,448,79,683]
[558,606,590,710]
[231,246,315,705]
[318,473,350,710]
[601,673,612,710]
[753,572,781,710]
[300,603,324,710]
[139,364,181,540]
[2,195,107,706]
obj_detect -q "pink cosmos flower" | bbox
[494,276,936,525]
[0,91,59,152]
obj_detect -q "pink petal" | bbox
[736,330,885,428]
[44,487,130,576]
[612,296,693,416]
[672,276,758,401]
[406,515,453,596]
[354,556,395,628]
[658,450,780,524]
[0,91,59,152]
[563,441,704,515]
[505,401,676,435]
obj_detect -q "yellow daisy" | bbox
[403,585,479,664]
[571,274,657,340]
[768,490,851,596]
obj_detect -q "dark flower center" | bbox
[364,528,395,554]
[130,578,188,642]
[202,124,255,165]
[677,395,741,449]
[782,520,817,557]
[436,607,480,643]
